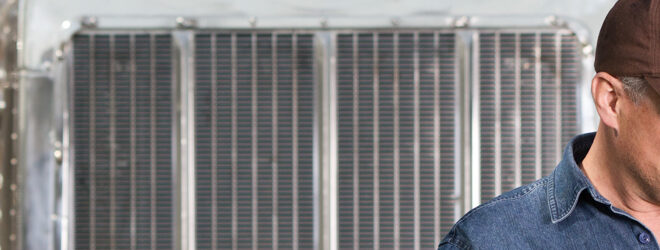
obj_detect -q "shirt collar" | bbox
[547,132,611,223]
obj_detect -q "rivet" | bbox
[55,49,64,61]
[320,17,328,28]
[80,16,98,28]
[175,17,197,29]
[391,17,401,27]
[545,15,559,26]
[453,16,470,28]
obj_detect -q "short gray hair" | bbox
[619,76,648,105]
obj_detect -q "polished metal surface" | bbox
[22,24,583,250]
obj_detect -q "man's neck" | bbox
[581,130,660,237]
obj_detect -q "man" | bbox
[438,0,660,248]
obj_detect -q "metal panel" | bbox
[336,31,460,249]
[194,32,316,249]
[66,27,583,250]
[477,30,581,202]
[72,33,175,249]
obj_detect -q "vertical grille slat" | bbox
[194,32,316,249]
[73,34,91,250]
[113,34,131,249]
[418,33,435,248]
[560,34,580,147]
[541,33,559,177]
[276,34,294,249]
[134,34,154,249]
[358,33,374,249]
[437,33,458,235]
[297,34,315,249]
[520,33,536,185]
[337,33,354,250]
[479,33,497,203]
[377,33,394,249]
[73,33,175,250]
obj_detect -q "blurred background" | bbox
[0,0,616,249]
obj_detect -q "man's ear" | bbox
[592,72,624,132]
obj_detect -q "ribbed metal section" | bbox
[70,28,583,250]
[194,32,315,249]
[337,32,459,249]
[478,31,581,203]
[73,33,175,249]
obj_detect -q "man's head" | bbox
[592,0,660,201]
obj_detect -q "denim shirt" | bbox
[438,132,659,249]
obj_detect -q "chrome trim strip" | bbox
[432,31,441,244]
[271,33,279,250]
[412,31,421,250]
[513,33,521,188]
[554,33,562,164]
[372,32,380,250]
[534,32,542,180]
[470,31,481,208]
[173,30,196,250]
[494,32,502,196]
[250,32,258,250]
[392,32,400,250]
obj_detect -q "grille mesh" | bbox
[71,28,582,250]
[194,32,315,249]
[478,32,581,203]
[337,32,459,249]
[73,33,175,249]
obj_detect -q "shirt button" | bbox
[638,232,651,244]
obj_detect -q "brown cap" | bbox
[594,0,660,94]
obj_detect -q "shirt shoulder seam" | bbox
[453,177,547,226]
[440,240,470,250]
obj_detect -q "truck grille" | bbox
[71,28,582,249]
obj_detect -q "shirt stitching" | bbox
[453,178,546,226]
